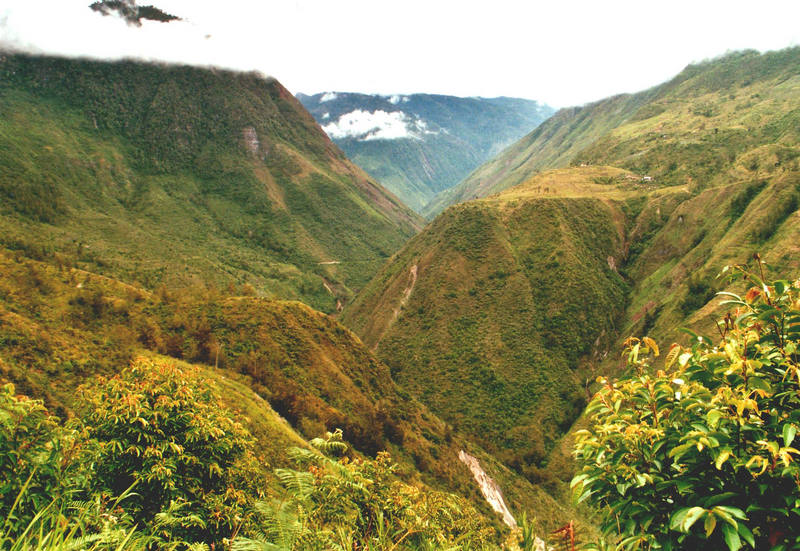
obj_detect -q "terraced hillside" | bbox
[0,53,423,313]
[425,48,800,216]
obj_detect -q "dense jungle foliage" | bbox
[574,261,800,550]
[1,358,502,550]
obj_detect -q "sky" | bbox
[1,0,799,107]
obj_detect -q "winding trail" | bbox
[372,264,417,350]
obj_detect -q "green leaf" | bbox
[737,523,755,548]
[722,522,742,551]
[716,450,732,470]
[669,442,694,460]
[681,506,706,532]
[704,513,717,537]
[707,409,723,428]
[748,376,771,392]
[783,423,797,447]
[715,505,747,521]
[670,508,690,531]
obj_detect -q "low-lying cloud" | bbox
[322,109,435,141]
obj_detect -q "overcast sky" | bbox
[1,0,799,107]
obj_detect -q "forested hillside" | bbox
[0,53,422,313]
[343,48,800,512]
[426,48,800,216]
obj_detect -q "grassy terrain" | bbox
[0,246,583,536]
[0,53,423,313]
[425,47,800,217]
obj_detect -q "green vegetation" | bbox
[0,360,502,550]
[574,262,800,550]
[344,157,800,542]
[427,47,800,216]
[343,167,631,495]
[83,359,264,546]
[0,53,422,312]
[3,46,800,550]
[236,430,495,550]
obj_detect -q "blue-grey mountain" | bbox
[297,92,554,213]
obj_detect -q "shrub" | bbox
[573,261,800,550]
[0,383,82,533]
[236,430,496,550]
[82,357,262,546]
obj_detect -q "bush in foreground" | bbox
[573,261,800,550]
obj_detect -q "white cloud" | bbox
[322,109,435,141]
[1,0,799,107]
[319,92,338,102]
[321,112,330,119]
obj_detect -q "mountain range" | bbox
[297,92,553,212]
[1,46,799,548]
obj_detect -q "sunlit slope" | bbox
[425,47,800,216]
[613,171,800,346]
[343,167,634,473]
[0,54,422,312]
[0,247,583,531]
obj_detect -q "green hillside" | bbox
[343,167,638,476]
[425,48,800,216]
[344,49,800,508]
[343,162,800,508]
[0,246,581,542]
[0,53,423,313]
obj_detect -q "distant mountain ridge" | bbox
[297,92,554,212]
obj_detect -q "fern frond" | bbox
[274,469,314,500]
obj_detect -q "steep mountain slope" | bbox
[426,48,800,216]
[297,92,553,212]
[0,246,577,535]
[0,53,423,312]
[343,167,642,476]
[344,48,800,496]
[343,162,800,488]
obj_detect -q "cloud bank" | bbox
[1,0,799,107]
[322,110,436,141]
